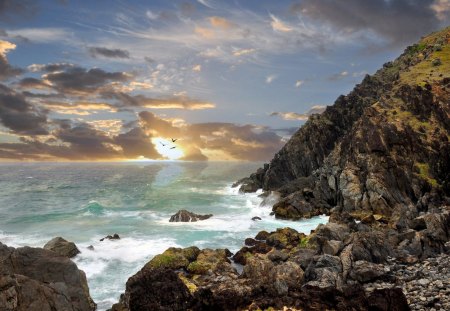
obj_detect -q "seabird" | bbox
[160,142,166,146]
[170,146,176,149]
[171,138,178,142]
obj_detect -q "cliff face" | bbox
[240,27,450,221]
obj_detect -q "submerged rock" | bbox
[169,210,213,222]
[43,236,80,258]
[100,233,121,241]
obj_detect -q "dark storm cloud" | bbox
[0,0,37,22]
[293,0,448,46]
[18,77,50,89]
[114,127,160,159]
[88,47,130,59]
[0,84,48,135]
[43,66,132,94]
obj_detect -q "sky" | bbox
[0,0,449,161]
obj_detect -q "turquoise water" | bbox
[0,162,327,310]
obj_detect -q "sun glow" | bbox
[152,137,184,160]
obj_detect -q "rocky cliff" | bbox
[239,27,450,223]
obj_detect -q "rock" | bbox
[43,236,80,258]
[100,233,120,241]
[243,255,304,295]
[267,249,288,262]
[322,240,343,256]
[251,216,262,221]
[118,267,193,311]
[254,230,270,241]
[367,288,410,311]
[187,249,234,275]
[169,210,213,222]
[0,242,95,311]
[349,260,387,283]
[244,238,257,246]
[232,242,272,265]
[145,246,200,270]
[266,227,307,250]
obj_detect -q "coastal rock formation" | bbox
[43,236,81,258]
[169,210,213,222]
[0,242,96,311]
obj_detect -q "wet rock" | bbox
[43,236,80,258]
[169,210,213,222]
[100,233,120,241]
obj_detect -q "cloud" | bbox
[88,47,130,59]
[266,74,277,84]
[0,0,37,21]
[294,0,449,46]
[0,40,23,80]
[431,0,450,20]
[115,127,160,159]
[270,105,326,121]
[27,62,75,73]
[232,48,256,57]
[6,28,70,43]
[209,16,235,29]
[43,66,132,94]
[295,80,304,88]
[270,14,293,32]
[0,84,48,135]
[105,92,215,110]
[328,71,349,81]
[42,101,116,116]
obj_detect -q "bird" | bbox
[171,138,177,143]
[160,142,166,147]
[170,146,176,149]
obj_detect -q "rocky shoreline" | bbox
[1,26,449,311]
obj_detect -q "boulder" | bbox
[187,248,233,275]
[254,230,270,241]
[349,260,388,283]
[243,255,304,296]
[0,242,95,311]
[169,210,213,222]
[367,288,410,311]
[43,236,80,258]
[118,267,193,311]
[145,246,200,270]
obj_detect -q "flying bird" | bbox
[170,146,176,149]
[160,142,166,146]
[171,138,178,142]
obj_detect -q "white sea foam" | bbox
[74,237,180,278]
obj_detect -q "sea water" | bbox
[0,162,328,310]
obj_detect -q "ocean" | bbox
[0,162,328,310]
